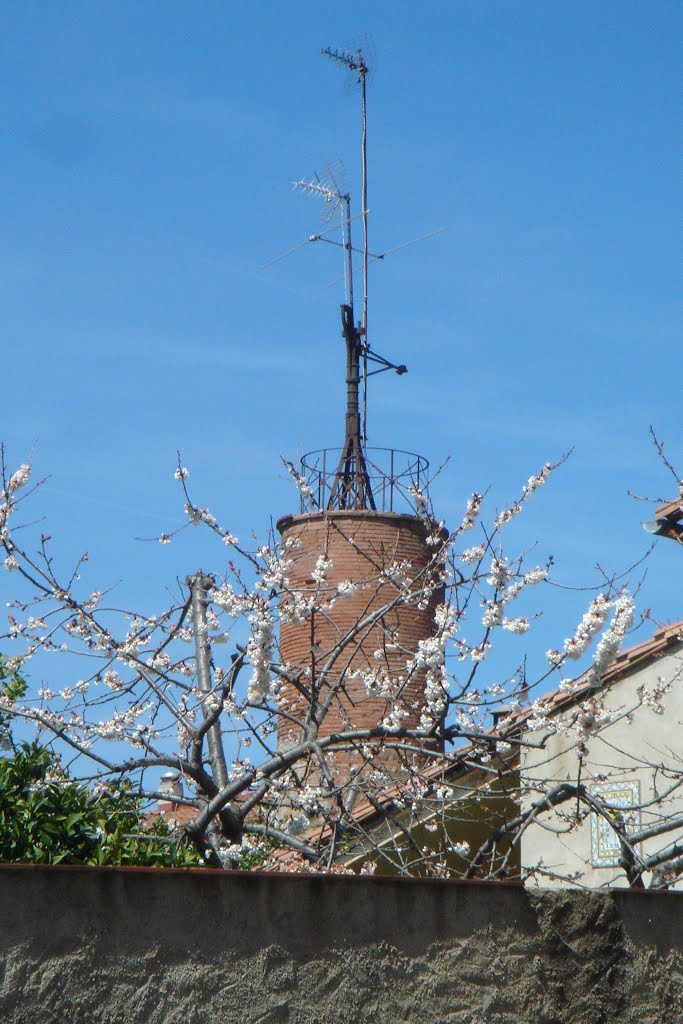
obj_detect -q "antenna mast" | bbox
[321,44,375,509]
[323,45,370,445]
[360,52,369,445]
[267,46,421,511]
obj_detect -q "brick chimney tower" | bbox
[277,303,446,788]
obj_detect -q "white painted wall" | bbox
[521,644,683,888]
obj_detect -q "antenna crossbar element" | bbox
[293,176,344,230]
[323,227,448,290]
[261,210,367,270]
[321,46,368,78]
[293,178,344,207]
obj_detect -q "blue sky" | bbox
[1,2,680,696]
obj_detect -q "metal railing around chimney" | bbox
[297,447,430,516]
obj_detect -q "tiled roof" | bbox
[143,799,198,829]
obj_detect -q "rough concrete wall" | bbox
[0,865,681,1024]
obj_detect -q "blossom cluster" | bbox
[546,594,613,665]
[246,604,275,702]
[593,593,635,675]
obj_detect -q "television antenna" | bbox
[262,44,444,510]
[321,44,373,449]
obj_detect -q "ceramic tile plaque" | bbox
[590,780,640,868]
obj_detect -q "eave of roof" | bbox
[655,498,683,523]
[508,618,683,726]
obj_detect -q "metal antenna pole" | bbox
[282,45,413,507]
[359,51,369,445]
[187,572,229,791]
[344,193,354,311]
[321,43,375,504]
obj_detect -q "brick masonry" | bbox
[276,510,445,780]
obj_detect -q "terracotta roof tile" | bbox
[143,800,198,829]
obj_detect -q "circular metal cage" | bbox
[297,447,430,515]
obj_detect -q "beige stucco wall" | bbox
[0,865,681,1024]
[521,645,683,888]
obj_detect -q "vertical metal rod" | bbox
[344,194,354,313]
[360,54,369,446]
[390,448,395,511]
[187,572,229,791]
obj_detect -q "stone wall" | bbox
[0,864,681,1024]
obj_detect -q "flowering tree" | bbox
[1,444,681,887]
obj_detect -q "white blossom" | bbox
[638,677,670,714]
[383,559,411,587]
[284,461,314,503]
[460,545,485,564]
[460,492,483,532]
[527,708,550,732]
[8,464,31,492]
[593,592,634,675]
[564,595,612,659]
[246,605,274,702]
[102,670,124,691]
[286,813,310,836]
[487,558,510,589]
[409,486,428,518]
[482,601,503,629]
[503,617,530,635]
[336,579,358,598]
[494,505,522,529]
[522,463,552,497]
[456,709,475,731]
[382,706,409,732]
[450,840,470,858]
[311,554,332,585]
[184,503,216,527]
